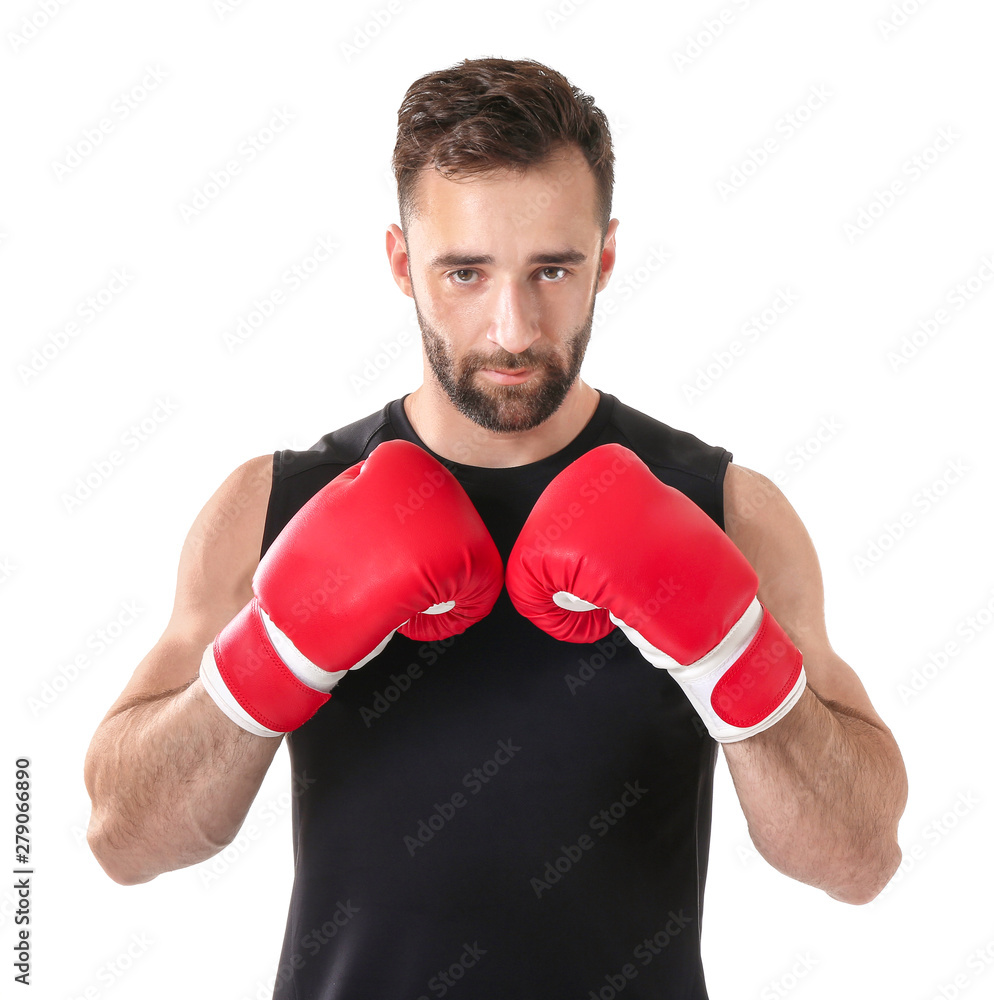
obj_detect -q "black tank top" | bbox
[262,390,732,1000]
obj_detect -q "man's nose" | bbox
[488,280,542,355]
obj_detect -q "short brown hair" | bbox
[392,56,614,239]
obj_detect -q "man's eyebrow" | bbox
[427,248,589,270]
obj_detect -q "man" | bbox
[84,57,908,998]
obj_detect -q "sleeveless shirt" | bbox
[262,389,732,1000]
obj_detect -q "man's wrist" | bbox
[202,599,332,737]
[707,602,806,742]
[610,598,806,742]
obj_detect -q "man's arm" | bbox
[720,462,908,904]
[83,455,281,885]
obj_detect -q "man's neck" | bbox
[403,380,601,469]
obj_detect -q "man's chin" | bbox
[454,372,572,434]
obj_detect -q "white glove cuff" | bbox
[608,597,806,742]
[257,607,352,694]
[198,644,285,738]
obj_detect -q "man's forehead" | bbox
[408,149,599,242]
[419,148,590,192]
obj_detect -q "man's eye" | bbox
[448,267,569,285]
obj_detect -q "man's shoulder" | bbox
[604,392,731,483]
[597,391,732,528]
[276,398,400,482]
[260,397,406,555]
[722,462,794,537]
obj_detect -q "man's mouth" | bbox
[480,367,534,384]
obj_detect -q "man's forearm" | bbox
[85,679,282,885]
[721,685,908,904]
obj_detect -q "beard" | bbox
[413,296,595,434]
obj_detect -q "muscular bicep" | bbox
[101,454,274,720]
[722,462,891,732]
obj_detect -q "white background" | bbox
[3,0,993,997]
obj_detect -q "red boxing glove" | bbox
[505,444,805,742]
[200,440,504,736]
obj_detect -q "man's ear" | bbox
[385,224,413,298]
[596,218,620,292]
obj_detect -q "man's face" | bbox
[387,146,618,434]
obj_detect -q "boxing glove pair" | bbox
[200,440,805,743]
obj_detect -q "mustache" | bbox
[466,352,551,370]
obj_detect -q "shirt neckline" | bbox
[388,389,615,485]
